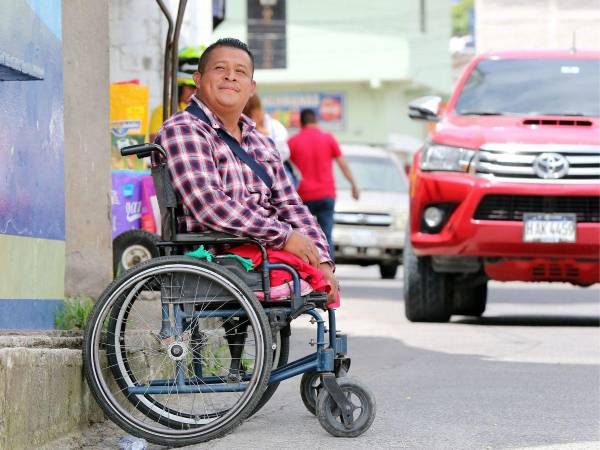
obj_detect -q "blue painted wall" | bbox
[0,0,64,240]
[0,1,65,329]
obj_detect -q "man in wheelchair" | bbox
[154,37,339,307]
[83,38,374,447]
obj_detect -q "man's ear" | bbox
[250,79,256,96]
[193,71,202,88]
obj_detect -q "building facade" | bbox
[475,0,600,52]
[212,0,452,148]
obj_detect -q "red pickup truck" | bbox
[405,50,600,322]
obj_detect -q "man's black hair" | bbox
[198,38,255,75]
[300,108,317,126]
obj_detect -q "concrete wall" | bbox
[0,1,66,328]
[410,0,453,94]
[63,0,112,299]
[475,0,600,52]
[110,0,213,111]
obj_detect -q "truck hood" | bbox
[433,115,600,148]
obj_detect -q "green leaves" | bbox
[54,295,94,330]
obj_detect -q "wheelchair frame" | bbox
[129,142,350,394]
[83,143,375,446]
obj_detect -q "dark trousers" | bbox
[304,197,336,261]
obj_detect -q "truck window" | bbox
[335,155,407,193]
[454,59,600,117]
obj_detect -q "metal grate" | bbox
[474,195,600,223]
[475,144,600,181]
[334,212,392,227]
[531,263,580,281]
[522,119,593,127]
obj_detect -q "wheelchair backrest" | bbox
[119,142,181,241]
[151,163,180,241]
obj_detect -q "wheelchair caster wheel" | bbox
[300,372,323,416]
[316,377,376,438]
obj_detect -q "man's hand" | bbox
[319,263,338,306]
[283,231,321,267]
[351,183,360,200]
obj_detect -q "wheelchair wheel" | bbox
[299,371,322,416]
[83,256,273,447]
[249,327,290,416]
[316,377,376,438]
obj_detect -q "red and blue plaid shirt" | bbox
[156,96,332,264]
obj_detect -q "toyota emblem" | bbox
[532,152,569,179]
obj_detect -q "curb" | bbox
[0,330,104,450]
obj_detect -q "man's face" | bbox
[194,46,256,114]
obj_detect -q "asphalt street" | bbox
[76,265,600,450]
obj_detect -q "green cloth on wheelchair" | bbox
[186,245,215,262]
[185,245,254,271]
[217,254,254,271]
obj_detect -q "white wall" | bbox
[109,0,212,110]
[476,0,600,52]
[213,0,451,89]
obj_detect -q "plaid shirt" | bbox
[156,96,332,263]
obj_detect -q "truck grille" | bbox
[333,212,392,227]
[474,195,600,223]
[475,144,600,182]
[531,262,580,282]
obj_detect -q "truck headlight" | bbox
[420,143,476,172]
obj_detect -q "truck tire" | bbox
[379,262,398,279]
[452,278,487,316]
[403,229,452,322]
[112,229,159,277]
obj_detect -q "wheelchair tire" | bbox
[249,327,290,416]
[300,371,323,416]
[316,377,376,438]
[83,256,273,447]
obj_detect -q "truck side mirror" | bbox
[408,96,442,122]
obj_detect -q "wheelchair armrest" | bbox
[121,143,167,159]
[168,231,261,245]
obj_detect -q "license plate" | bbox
[365,247,381,257]
[523,213,576,243]
[349,230,377,247]
[341,246,358,256]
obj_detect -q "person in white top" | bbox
[243,94,301,187]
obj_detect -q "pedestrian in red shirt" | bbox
[288,109,359,260]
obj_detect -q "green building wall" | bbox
[212,0,452,146]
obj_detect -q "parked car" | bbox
[333,145,409,278]
[405,49,600,322]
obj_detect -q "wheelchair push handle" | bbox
[121,143,167,160]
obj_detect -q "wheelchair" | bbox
[83,143,376,447]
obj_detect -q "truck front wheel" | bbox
[452,277,488,317]
[403,230,452,322]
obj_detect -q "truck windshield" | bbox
[455,58,600,117]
